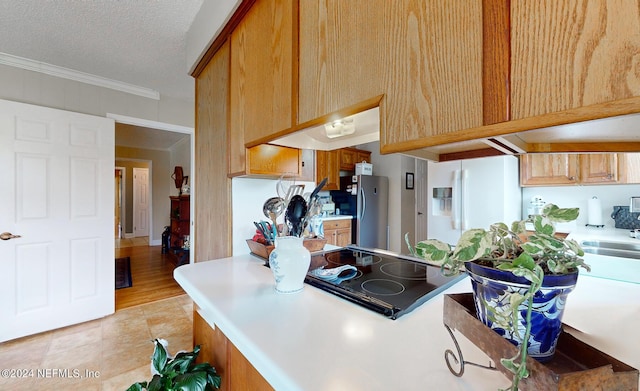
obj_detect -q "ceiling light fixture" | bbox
[324,118,355,139]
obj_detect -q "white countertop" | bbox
[320,215,353,221]
[174,254,640,390]
[567,226,640,284]
[568,225,640,243]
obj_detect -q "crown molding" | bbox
[0,52,160,100]
[107,113,193,134]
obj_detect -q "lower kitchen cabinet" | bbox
[323,218,352,247]
[194,309,274,391]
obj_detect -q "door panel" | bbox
[133,167,150,237]
[0,98,114,342]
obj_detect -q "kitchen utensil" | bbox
[253,221,273,244]
[263,197,285,236]
[283,184,305,207]
[308,177,328,203]
[285,195,308,237]
[302,177,328,232]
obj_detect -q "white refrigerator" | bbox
[427,155,521,246]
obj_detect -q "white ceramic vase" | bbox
[268,236,311,293]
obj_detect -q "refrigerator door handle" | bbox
[460,169,469,230]
[452,170,461,230]
[359,187,366,220]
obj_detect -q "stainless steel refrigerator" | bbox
[339,175,389,250]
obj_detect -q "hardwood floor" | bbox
[115,244,185,310]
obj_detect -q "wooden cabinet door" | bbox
[511,2,640,120]
[246,144,301,177]
[230,0,293,145]
[335,227,352,247]
[323,219,352,247]
[520,154,579,186]
[194,310,274,391]
[618,153,640,184]
[316,150,339,190]
[299,1,483,150]
[356,150,371,164]
[323,228,337,246]
[195,40,232,261]
[579,154,618,184]
[339,148,357,170]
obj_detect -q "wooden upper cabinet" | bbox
[230,0,294,146]
[339,148,357,171]
[316,150,340,190]
[339,148,371,171]
[579,154,618,184]
[246,144,301,177]
[511,2,640,120]
[195,39,233,261]
[298,1,371,123]
[356,150,371,164]
[521,153,621,186]
[520,154,579,186]
[619,153,640,184]
[298,1,483,152]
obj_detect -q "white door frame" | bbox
[415,159,428,242]
[115,166,126,239]
[107,113,194,262]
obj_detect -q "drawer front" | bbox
[324,219,351,229]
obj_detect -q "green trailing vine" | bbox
[406,204,589,390]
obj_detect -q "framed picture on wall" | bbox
[406,172,414,190]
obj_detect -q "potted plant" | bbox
[406,204,590,390]
[128,338,221,391]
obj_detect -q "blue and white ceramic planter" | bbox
[465,261,578,362]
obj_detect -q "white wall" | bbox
[360,141,416,254]
[0,64,193,127]
[232,177,316,256]
[169,136,192,196]
[0,64,195,245]
[522,184,640,230]
[186,0,241,73]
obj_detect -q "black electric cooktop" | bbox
[304,246,465,319]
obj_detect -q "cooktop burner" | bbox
[304,246,465,319]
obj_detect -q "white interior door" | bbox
[0,99,115,342]
[133,167,149,237]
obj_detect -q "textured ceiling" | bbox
[0,0,204,102]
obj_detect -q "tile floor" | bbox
[0,295,194,391]
[115,236,149,249]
